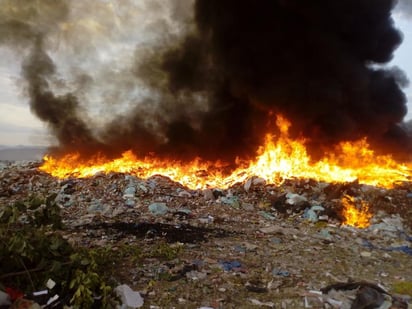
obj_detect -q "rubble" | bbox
[0,161,411,308]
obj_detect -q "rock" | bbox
[186,270,207,280]
[242,202,254,211]
[360,251,372,257]
[351,286,385,309]
[125,198,135,207]
[148,203,169,215]
[115,284,144,308]
[203,189,215,201]
[123,186,136,198]
[87,199,110,214]
[177,189,191,197]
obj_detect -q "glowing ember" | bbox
[39,115,411,189]
[341,195,372,228]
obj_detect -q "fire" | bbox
[341,195,372,228]
[39,115,411,189]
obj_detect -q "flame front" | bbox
[341,195,372,228]
[39,115,411,189]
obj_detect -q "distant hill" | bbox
[0,146,47,161]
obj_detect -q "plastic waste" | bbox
[219,260,242,271]
[0,291,11,307]
[285,193,307,205]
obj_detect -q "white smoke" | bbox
[395,0,412,18]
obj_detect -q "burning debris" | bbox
[341,195,373,228]
[39,115,412,190]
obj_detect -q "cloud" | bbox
[0,102,45,129]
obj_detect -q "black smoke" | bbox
[153,0,410,160]
[0,1,102,155]
[1,0,411,162]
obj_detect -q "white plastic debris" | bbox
[285,193,307,205]
[244,178,253,192]
[0,290,11,307]
[33,290,48,296]
[46,294,59,305]
[46,278,56,289]
[248,298,275,307]
[115,284,144,308]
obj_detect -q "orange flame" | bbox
[341,195,372,228]
[39,115,411,189]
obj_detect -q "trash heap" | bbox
[0,160,411,308]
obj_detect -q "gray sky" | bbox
[0,4,411,146]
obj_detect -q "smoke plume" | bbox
[396,0,412,18]
[0,0,410,162]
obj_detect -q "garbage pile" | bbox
[0,160,411,308]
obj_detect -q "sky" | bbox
[0,3,411,147]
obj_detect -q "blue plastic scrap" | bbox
[362,239,412,256]
[388,246,412,256]
[219,260,242,271]
[272,269,290,277]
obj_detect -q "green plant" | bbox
[392,281,412,296]
[0,195,120,308]
[147,242,183,260]
[0,195,71,290]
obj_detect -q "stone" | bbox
[148,203,169,215]
[203,189,215,201]
[115,284,144,308]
